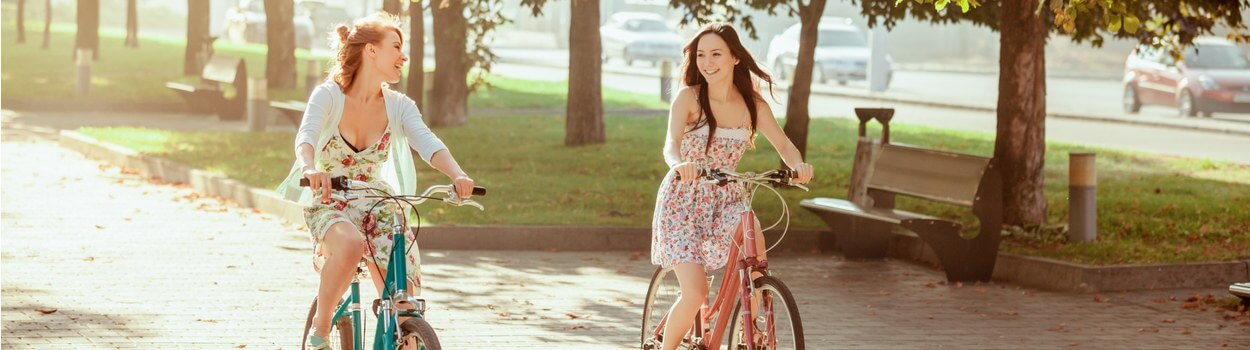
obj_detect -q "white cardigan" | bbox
[275,81,447,205]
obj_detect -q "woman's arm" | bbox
[666,87,700,181]
[296,85,334,202]
[753,99,814,183]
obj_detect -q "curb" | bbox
[56,129,1249,292]
[496,59,1250,137]
[2,99,187,113]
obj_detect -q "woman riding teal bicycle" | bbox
[274,13,476,349]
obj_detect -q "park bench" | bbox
[800,109,1004,282]
[165,55,247,120]
[270,100,307,128]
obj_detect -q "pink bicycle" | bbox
[641,168,807,350]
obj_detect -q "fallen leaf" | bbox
[35,308,57,314]
[94,225,105,229]
[1162,319,1175,324]
[565,313,590,319]
[563,324,588,331]
[1181,328,1192,335]
[497,312,510,317]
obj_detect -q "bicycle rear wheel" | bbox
[727,276,804,350]
[640,267,681,349]
[399,317,441,350]
[302,297,356,350]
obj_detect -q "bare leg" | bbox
[311,222,367,338]
[662,263,708,350]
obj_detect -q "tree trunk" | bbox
[995,0,1049,226]
[383,0,402,15]
[75,0,99,60]
[428,0,469,127]
[41,0,51,49]
[125,0,138,47]
[565,0,604,145]
[781,0,827,160]
[265,0,297,89]
[185,0,210,75]
[16,0,26,44]
[406,0,425,110]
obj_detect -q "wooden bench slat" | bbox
[869,144,989,207]
[201,56,244,84]
[801,198,938,224]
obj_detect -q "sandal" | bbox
[306,334,330,350]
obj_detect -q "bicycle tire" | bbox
[399,317,441,350]
[640,267,681,349]
[726,276,804,350]
[302,297,356,350]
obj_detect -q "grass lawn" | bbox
[0,16,666,110]
[78,115,1250,266]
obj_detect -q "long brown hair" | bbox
[328,12,404,93]
[680,23,776,151]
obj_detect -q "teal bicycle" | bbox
[298,176,486,350]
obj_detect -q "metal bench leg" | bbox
[903,219,999,282]
[832,217,892,260]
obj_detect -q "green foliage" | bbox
[869,0,1250,49]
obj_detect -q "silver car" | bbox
[600,12,682,67]
[767,18,892,87]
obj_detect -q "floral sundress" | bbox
[651,112,753,271]
[303,130,421,289]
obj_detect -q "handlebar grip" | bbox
[299,176,350,191]
[776,169,797,179]
[472,186,487,196]
[674,168,711,180]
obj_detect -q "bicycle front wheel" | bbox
[727,276,804,350]
[302,297,356,350]
[640,267,681,349]
[400,317,441,350]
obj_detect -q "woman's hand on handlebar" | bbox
[672,162,699,183]
[302,167,332,203]
[452,174,475,199]
[792,162,814,184]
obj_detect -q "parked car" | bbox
[600,12,682,67]
[299,1,352,46]
[224,0,315,50]
[766,18,892,88]
[1123,37,1250,117]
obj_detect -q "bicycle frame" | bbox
[325,217,422,350]
[309,180,481,350]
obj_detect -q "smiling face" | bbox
[368,30,406,84]
[696,33,739,85]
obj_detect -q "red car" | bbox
[1122,37,1250,117]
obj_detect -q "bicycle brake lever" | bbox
[446,198,485,211]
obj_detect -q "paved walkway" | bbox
[2,124,1247,349]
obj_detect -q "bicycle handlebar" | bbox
[676,168,805,189]
[300,176,487,196]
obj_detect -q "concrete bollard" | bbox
[1069,152,1097,243]
[304,60,320,97]
[76,48,92,97]
[247,78,268,131]
[660,60,673,103]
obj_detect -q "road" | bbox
[489,49,1250,165]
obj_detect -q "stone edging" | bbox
[57,130,1249,292]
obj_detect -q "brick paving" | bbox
[2,123,1247,349]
